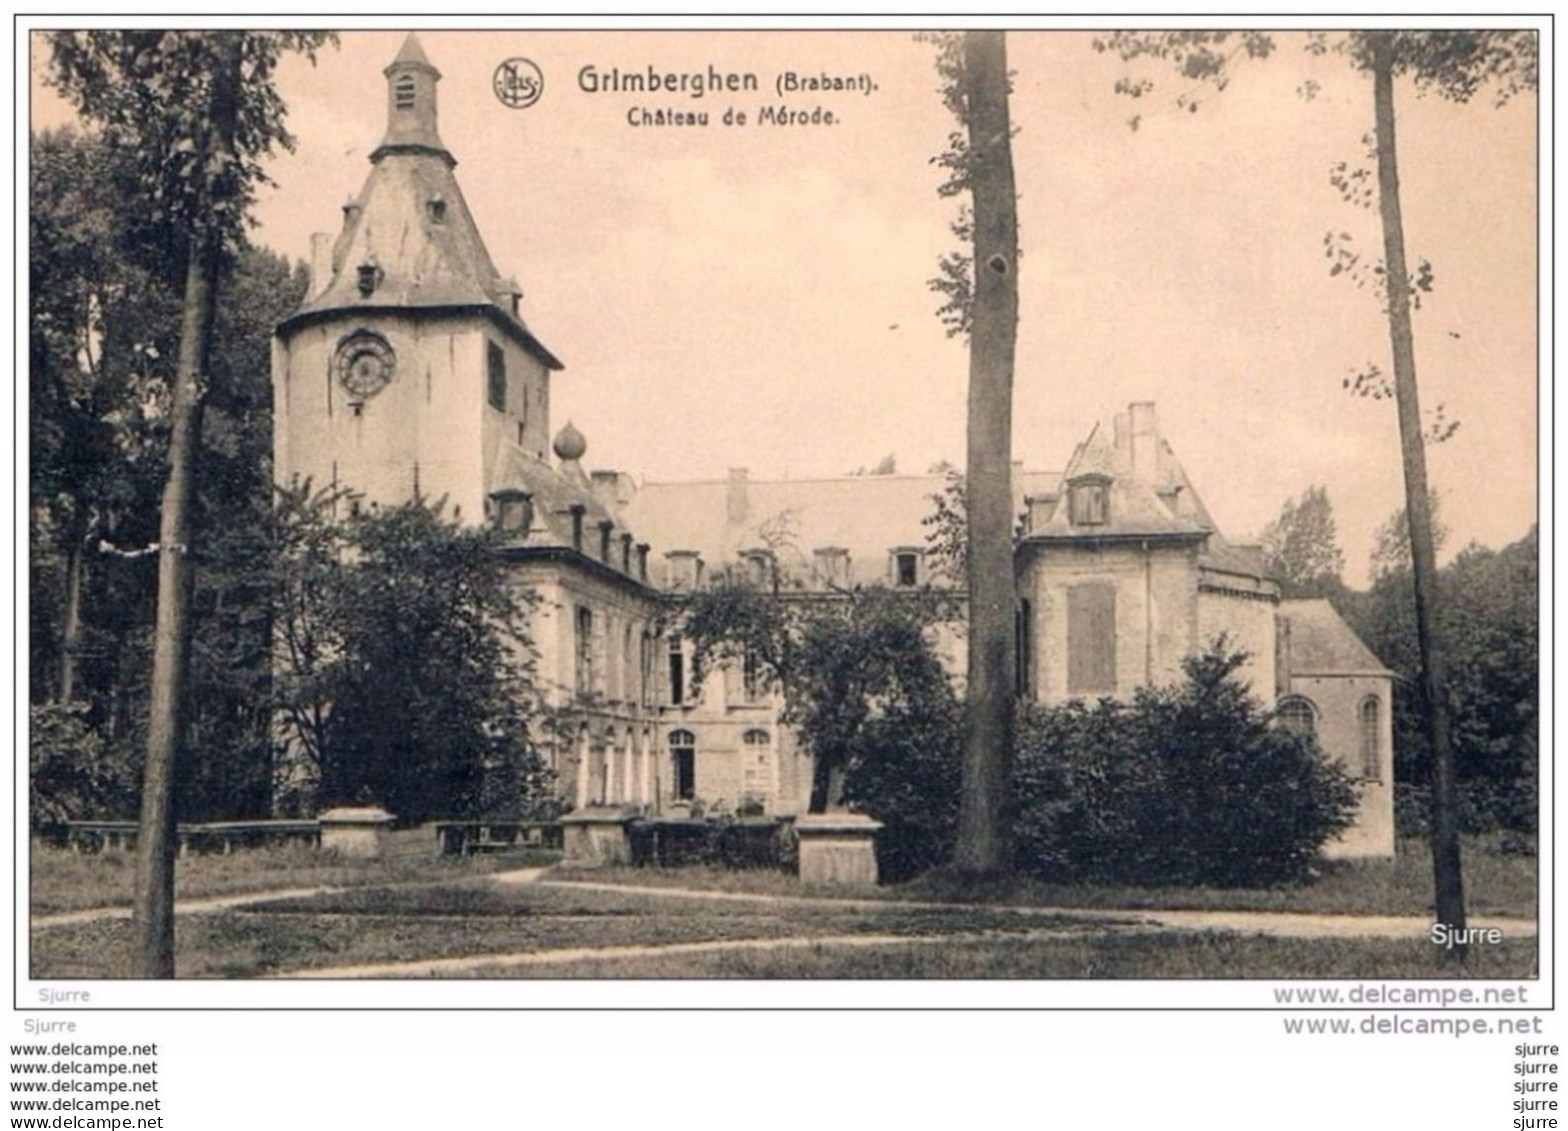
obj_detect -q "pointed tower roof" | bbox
[387,31,436,72]
[279,34,561,370]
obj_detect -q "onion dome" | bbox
[553,420,587,463]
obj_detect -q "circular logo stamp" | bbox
[493,58,544,109]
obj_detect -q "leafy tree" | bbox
[1368,488,1448,580]
[1095,25,1535,946]
[1342,526,1537,834]
[29,703,139,830]
[267,488,549,824]
[925,30,1022,876]
[1013,643,1358,886]
[683,571,957,815]
[31,125,309,825]
[48,29,334,977]
[30,127,180,707]
[1259,485,1346,598]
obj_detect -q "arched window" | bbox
[669,729,697,801]
[1359,696,1382,781]
[743,729,770,747]
[1277,696,1317,740]
[395,75,416,110]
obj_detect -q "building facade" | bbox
[273,35,1394,856]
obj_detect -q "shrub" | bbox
[627,817,792,870]
[29,703,140,830]
[841,703,963,883]
[1013,645,1359,887]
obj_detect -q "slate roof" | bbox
[622,468,1058,590]
[1026,416,1214,541]
[1278,599,1393,676]
[277,35,561,370]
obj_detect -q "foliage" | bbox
[1259,484,1346,598]
[840,695,964,883]
[1368,488,1448,579]
[1341,526,1537,833]
[46,31,335,269]
[683,573,959,814]
[626,818,795,871]
[921,469,970,584]
[1012,643,1358,887]
[30,125,310,820]
[267,487,551,823]
[29,704,140,829]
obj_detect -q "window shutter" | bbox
[1067,584,1117,695]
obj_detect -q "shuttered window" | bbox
[1067,585,1116,696]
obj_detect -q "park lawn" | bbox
[466,932,1540,980]
[30,883,1086,979]
[552,835,1536,920]
[29,831,559,916]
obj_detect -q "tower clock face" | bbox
[335,332,397,400]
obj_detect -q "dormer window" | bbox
[1068,474,1111,527]
[890,547,923,588]
[427,194,447,224]
[395,75,416,110]
[356,260,382,297]
[666,550,703,591]
[489,488,532,535]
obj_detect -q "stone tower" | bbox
[272,33,561,521]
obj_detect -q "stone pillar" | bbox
[794,813,883,886]
[319,806,396,858]
[605,740,618,803]
[622,733,635,803]
[639,730,652,805]
[560,810,634,867]
[574,732,590,810]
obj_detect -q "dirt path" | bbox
[32,885,352,929]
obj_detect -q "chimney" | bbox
[636,543,650,583]
[1129,402,1158,485]
[308,233,334,299]
[1113,410,1131,455]
[598,519,615,562]
[727,468,749,525]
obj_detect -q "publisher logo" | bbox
[494,58,544,109]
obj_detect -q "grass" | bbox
[553,835,1537,920]
[29,829,560,915]
[31,883,1087,979]
[28,831,1539,981]
[467,933,1540,980]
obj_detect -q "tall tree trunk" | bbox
[57,506,87,704]
[1369,33,1466,949]
[131,34,240,979]
[952,31,1020,875]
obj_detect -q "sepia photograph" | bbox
[22,24,1541,1001]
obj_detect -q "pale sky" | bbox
[30,27,1539,586]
